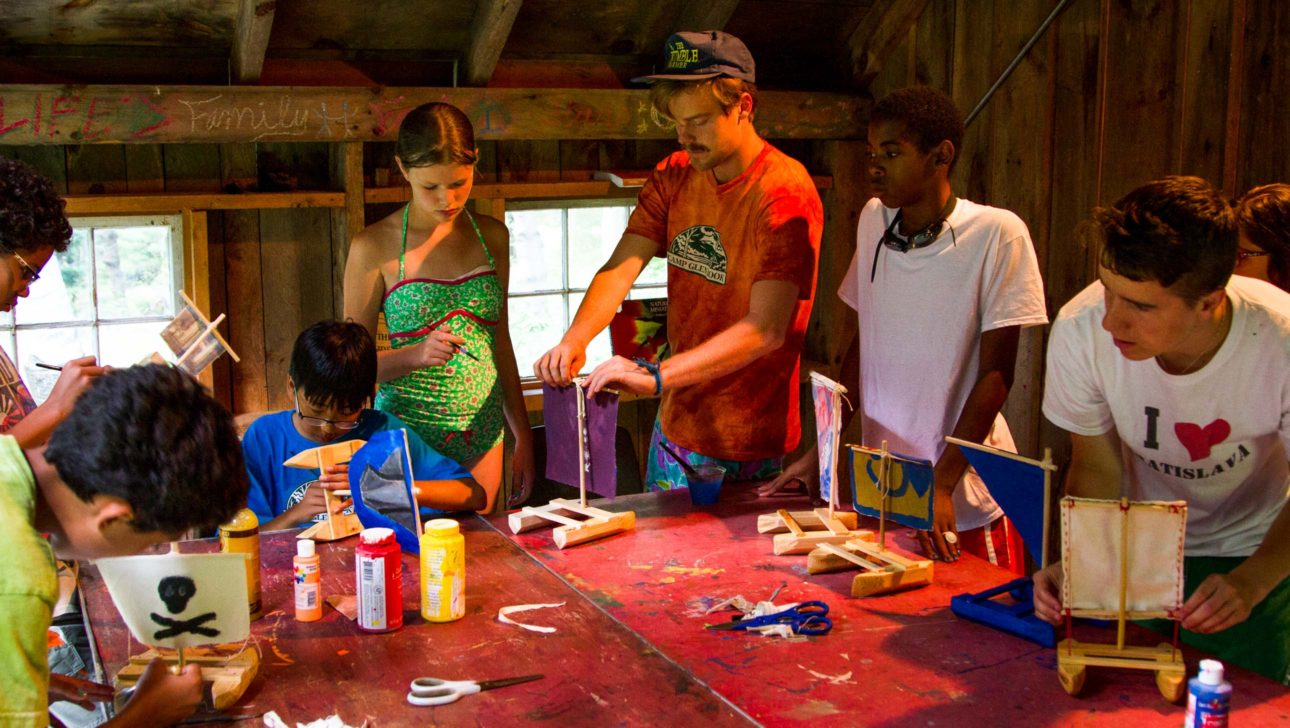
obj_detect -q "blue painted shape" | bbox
[950,577,1056,648]
[956,444,1047,566]
[349,429,422,555]
[850,447,934,531]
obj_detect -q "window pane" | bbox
[507,294,565,375]
[98,321,169,368]
[505,210,564,293]
[569,291,611,372]
[95,226,174,320]
[628,285,668,300]
[567,206,629,289]
[16,252,93,326]
[638,254,668,286]
[16,326,95,404]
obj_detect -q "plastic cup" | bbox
[687,464,726,506]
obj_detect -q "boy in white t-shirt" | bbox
[1036,176,1290,684]
[763,87,1048,569]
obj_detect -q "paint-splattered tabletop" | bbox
[80,518,753,726]
[494,487,1290,727]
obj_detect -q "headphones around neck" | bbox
[869,196,958,282]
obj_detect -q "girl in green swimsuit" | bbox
[343,102,534,511]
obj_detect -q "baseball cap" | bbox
[632,31,756,83]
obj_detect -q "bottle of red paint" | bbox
[356,527,403,633]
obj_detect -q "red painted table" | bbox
[493,487,1290,726]
[80,518,751,726]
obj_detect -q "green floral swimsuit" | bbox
[376,206,505,464]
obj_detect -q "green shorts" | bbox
[1141,556,1290,685]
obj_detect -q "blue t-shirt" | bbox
[241,410,470,527]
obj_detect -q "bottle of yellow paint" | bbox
[420,518,465,622]
[219,508,262,620]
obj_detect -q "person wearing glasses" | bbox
[0,158,105,447]
[1234,183,1290,291]
[241,320,483,532]
[764,86,1047,570]
[1036,177,1290,684]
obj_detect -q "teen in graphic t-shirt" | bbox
[1037,176,1290,684]
[534,31,822,487]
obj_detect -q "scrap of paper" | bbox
[263,712,365,728]
[497,602,566,633]
[325,594,357,621]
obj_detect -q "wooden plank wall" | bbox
[866,0,1290,468]
[2,134,868,420]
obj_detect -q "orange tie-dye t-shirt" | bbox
[625,143,822,460]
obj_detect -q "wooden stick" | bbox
[777,509,805,537]
[1117,496,1130,650]
[575,379,588,508]
[878,440,889,550]
[1040,447,1053,570]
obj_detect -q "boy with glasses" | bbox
[242,320,485,531]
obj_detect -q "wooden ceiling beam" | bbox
[847,0,932,89]
[462,0,523,86]
[231,0,277,83]
[0,84,866,144]
[677,0,742,33]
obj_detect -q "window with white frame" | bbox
[505,200,667,377]
[0,214,185,403]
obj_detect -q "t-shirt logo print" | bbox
[668,225,728,284]
[1175,419,1232,461]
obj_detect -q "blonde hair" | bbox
[649,77,757,120]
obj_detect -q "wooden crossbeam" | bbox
[231,0,276,84]
[807,539,933,598]
[463,0,523,86]
[846,0,933,88]
[0,85,866,145]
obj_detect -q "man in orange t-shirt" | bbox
[534,31,822,489]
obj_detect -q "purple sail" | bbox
[543,382,619,498]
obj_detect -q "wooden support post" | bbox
[231,0,276,83]
[462,0,523,86]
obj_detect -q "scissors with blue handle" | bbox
[406,674,544,706]
[706,600,832,635]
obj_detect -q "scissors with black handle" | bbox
[705,600,833,635]
[406,674,544,706]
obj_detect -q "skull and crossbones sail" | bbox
[96,552,251,650]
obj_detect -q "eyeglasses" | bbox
[1236,248,1270,265]
[11,251,40,283]
[293,391,364,430]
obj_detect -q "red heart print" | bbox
[1174,419,1231,461]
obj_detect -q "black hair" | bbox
[396,102,478,169]
[288,320,377,412]
[0,157,72,255]
[871,86,965,172]
[1086,176,1236,303]
[1235,183,1290,290]
[44,364,248,534]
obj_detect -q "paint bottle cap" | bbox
[297,539,315,558]
[359,527,396,545]
[1198,659,1225,686]
[424,518,460,536]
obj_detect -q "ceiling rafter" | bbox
[231,0,276,83]
[463,0,523,86]
[847,0,931,89]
